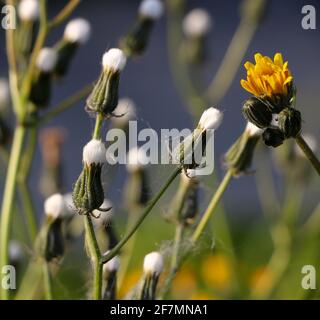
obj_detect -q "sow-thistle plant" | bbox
[121,0,164,56]
[54,18,91,77]
[140,251,164,300]
[182,8,212,64]
[240,53,320,175]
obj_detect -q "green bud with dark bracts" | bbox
[30,47,57,108]
[278,107,301,138]
[121,18,155,56]
[242,97,272,128]
[72,139,107,216]
[224,122,262,176]
[262,128,285,148]
[72,163,105,215]
[54,41,78,77]
[86,49,127,117]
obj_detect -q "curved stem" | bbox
[93,113,104,140]
[205,20,258,104]
[102,166,182,264]
[0,125,27,300]
[43,262,53,300]
[38,84,93,125]
[295,134,320,176]
[192,170,233,243]
[49,0,81,28]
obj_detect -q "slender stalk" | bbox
[102,166,182,263]
[83,215,102,300]
[49,0,81,28]
[43,262,53,300]
[295,134,320,176]
[205,20,258,104]
[93,113,104,140]
[192,170,233,243]
[0,125,27,300]
[38,84,93,125]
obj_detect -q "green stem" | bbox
[84,215,102,300]
[93,113,104,140]
[205,20,258,104]
[0,125,26,300]
[295,134,320,176]
[102,166,182,264]
[38,84,93,125]
[192,170,233,243]
[43,262,53,300]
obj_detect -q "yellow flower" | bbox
[240,53,293,98]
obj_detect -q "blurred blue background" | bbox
[0,0,319,220]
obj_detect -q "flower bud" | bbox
[72,140,106,216]
[44,193,67,221]
[18,0,39,22]
[9,240,24,266]
[242,97,272,128]
[86,49,126,117]
[183,8,212,39]
[54,18,91,77]
[143,251,164,276]
[224,122,262,176]
[262,127,285,147]
[197,107,223,131]
[111,98,136,128]
[92,199,113,226]
[102,251,120,300]
[121,0,163,56]
[278,107,301,138]
[30,47,57,107]
[103,252,120,275]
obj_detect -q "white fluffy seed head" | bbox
[0,78,10,111]
[183,8,212,38]
[139,0,164,20]
[126,147,149,172]
[198,107,223,130]
[102,48,127,72]
[245,122,263,137]
[64,18,91,44]
[143,251,164,275]
[112,98,136,126]
[295,134,317,157]
[9,240,23,262]
[63,193,76,218]
[92,199,113,226]
[82,139,107,165]
[44,193,67,220]
[103,251,120,273]
[18,0,39,21]
[36,47,58,72]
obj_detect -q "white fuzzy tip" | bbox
[103,251,120,273]
[245,122,263,137]
[63,193,76,217]
[139,0,164,20]
[83,139,107,165]
[143,251,164,275]
[126,147,149,172]
[183,8,212,38]
[93,199,113,226]
[9,240,23,261]
[198,107,223,130]
[102,48,127,72]
[182,169,198,182]
[295,134,317,157]
[18,0,39,21]
[44,193,66,219]
[64,18,91,44]
[0,78,10,110]
[112,98,136,126]
[36,47,57,72]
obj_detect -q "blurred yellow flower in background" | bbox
[240,53,293,98]
[201,254,232,290]
[190,292,218,300]
[118,268,142,298]
[249,265,273,296]
[172,267,198,299]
